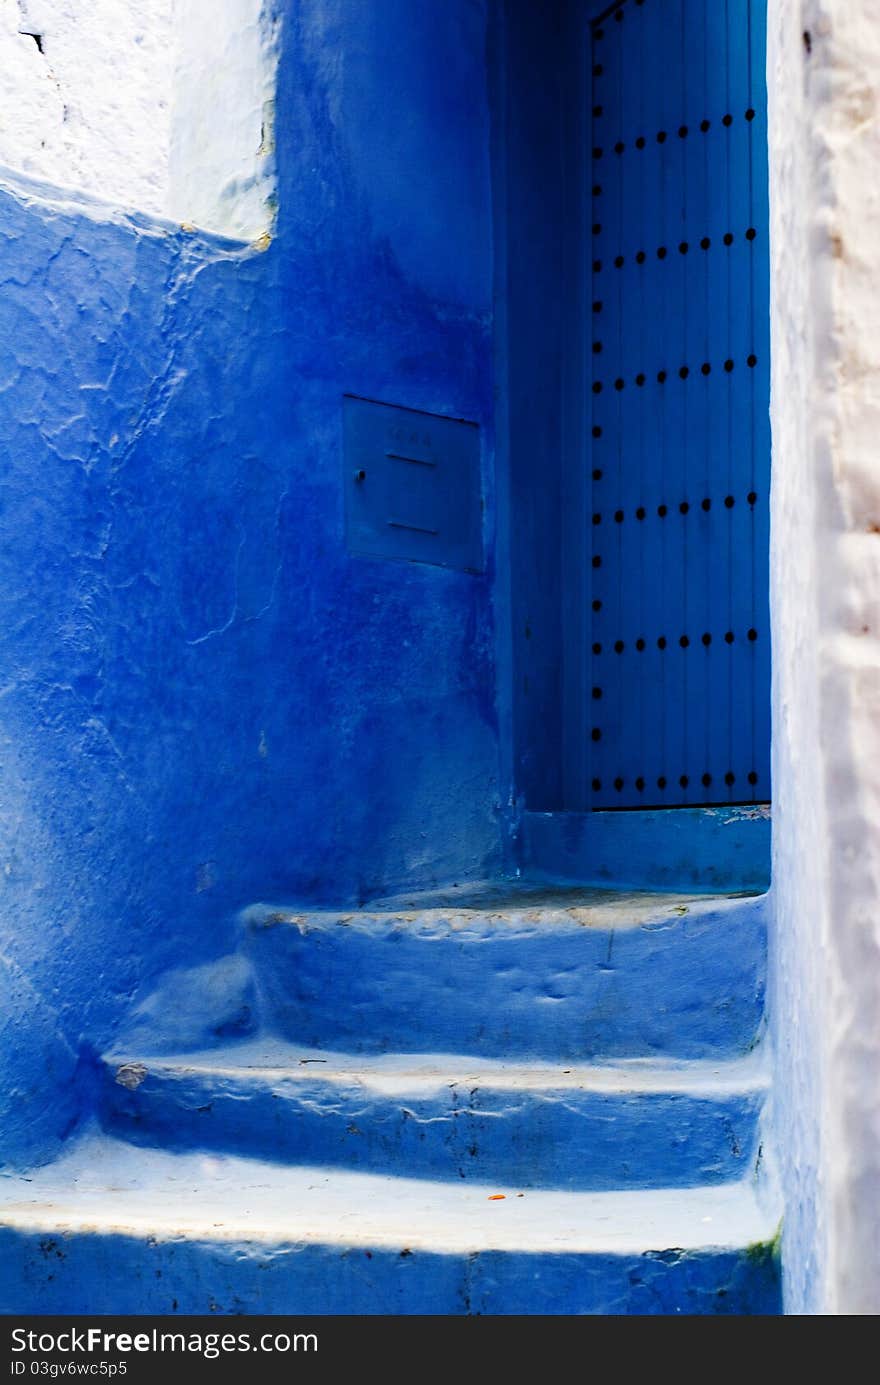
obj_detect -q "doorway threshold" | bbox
[517,807,771,895]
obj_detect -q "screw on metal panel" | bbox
[354,469,366,482]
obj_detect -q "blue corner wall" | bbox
[0,0,501,1169]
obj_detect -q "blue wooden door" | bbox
[587,0,769,809]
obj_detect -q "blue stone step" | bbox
[242,884,767,1060]
[97,1040,767,1191]
[0,1135,781,1315]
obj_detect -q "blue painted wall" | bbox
[0,0,501,1170]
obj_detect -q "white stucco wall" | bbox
[0,1,173,215]
[0,0,277,241]
[770,0,880,1316]
[167,0,279,242]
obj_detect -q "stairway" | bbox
[0,884,781,1314]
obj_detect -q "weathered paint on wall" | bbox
[0,0,500,1171]
[769,0,880,1316]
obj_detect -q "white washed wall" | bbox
[770,0,880,1316]
[0,0,277,241]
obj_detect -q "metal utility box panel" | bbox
[343,396,483,573]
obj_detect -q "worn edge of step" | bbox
[0,1135,778,1257]
[240,886,765,937]
[102,1039,770,1097]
